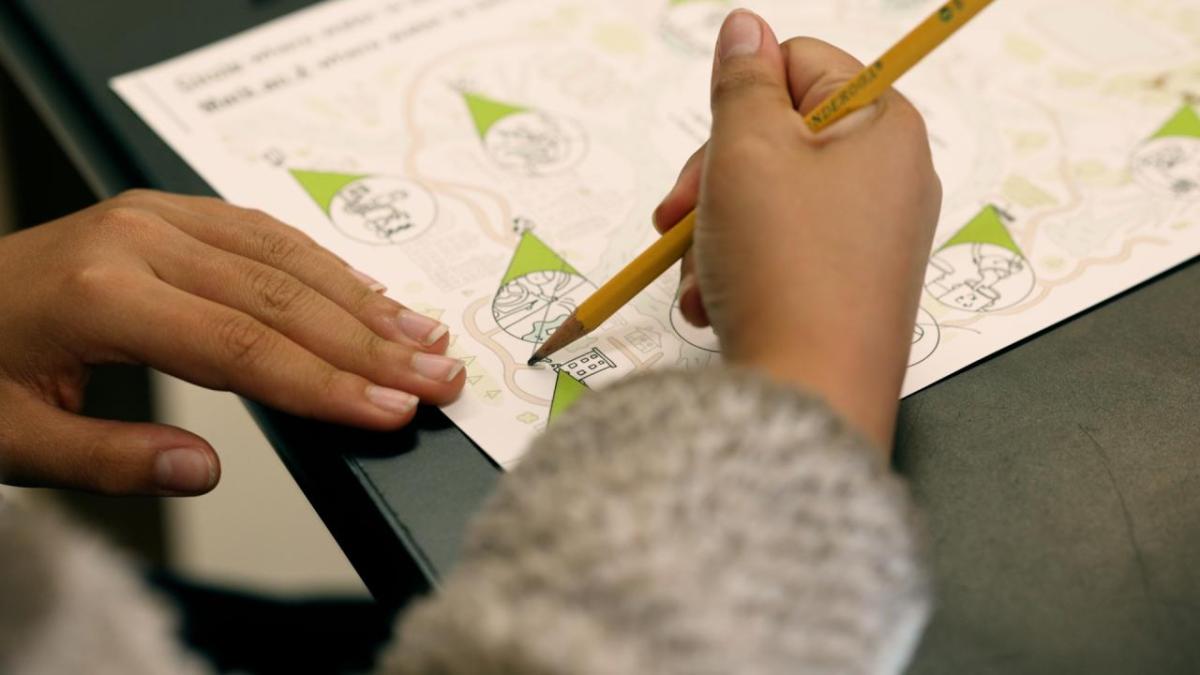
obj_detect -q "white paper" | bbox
[112,0,1200,467]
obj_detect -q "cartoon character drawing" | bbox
[926,206,1035,313]
[290,170,437,245]
[461,92,587,175]
[1132,106,1200,200]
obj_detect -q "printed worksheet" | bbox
[113,0,1200,467]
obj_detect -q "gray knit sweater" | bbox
[0,368,930,674]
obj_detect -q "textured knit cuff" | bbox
[383,368,930,675]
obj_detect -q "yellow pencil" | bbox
[529,0,996,365]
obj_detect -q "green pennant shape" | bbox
[501,231,581,286]
[1151,106,1200,140]
[462,92,528,139]
[549,369,588,423]
[290,169,366,214]
[938,205,1024,256]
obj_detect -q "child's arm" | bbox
[385,11,939,675]
[656,11,941,450]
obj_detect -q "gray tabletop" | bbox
[3,1,1199,671]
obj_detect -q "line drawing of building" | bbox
[556,347,617,382]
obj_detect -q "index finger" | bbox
[780,37,926,145]
[654,144,706,235]
[779,37,870,117]
[131,191,451,351]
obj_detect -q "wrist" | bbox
[727,331,907,452]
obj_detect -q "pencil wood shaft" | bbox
[577,211,696,332]
[528,214,695,364]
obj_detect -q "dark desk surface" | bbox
[3,1,1200,672]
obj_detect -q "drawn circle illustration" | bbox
[492,270,595,344]
[670,296,719,353]
[659,1,729,55]
[328,176,437,245]
[925,243,1035,313]
[909,307,940,367]
[484,111,587,176]
[1132,136,1200,200]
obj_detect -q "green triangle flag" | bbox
[501,231,581,286]
[290,169,366,214]
[549,370,588,422]
[462,92,528,138]
[1151,106,1200,140]
[938,205,1024,256]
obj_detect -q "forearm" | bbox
[381,368,930,675]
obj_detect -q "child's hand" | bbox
[0,191,465,496]
[655,11,941,448]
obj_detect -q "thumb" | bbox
[0,391,220,496]
[709,10,791,139]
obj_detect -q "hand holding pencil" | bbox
[532,1,991,369]
[544,10,946,447]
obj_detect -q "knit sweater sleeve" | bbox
[379,368,931,675]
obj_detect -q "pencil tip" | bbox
[526,356,540,367]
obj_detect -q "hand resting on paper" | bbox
[0,190,464,496]
[653,13,942,449]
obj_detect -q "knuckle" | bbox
[348,284,384,316]
[241,207,276,226]
[192,195,231,212]
[90,466,129,495]
[214,313,271,369]
[712,134,778,171]
[781,36,864,76]
[780,36,814,52]
[64,262,123,306]
[891,96,929,138]
[713,67,777,101]
[256,228,304,268]
[359,331,394,366]
[113,188,156,205]
[81,444,134,495]
[248,266,309,316]
[95,206,150,234]
[245,209,314,244]
[94,206,169,245]
[313,367,349,415]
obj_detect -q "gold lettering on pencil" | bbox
[808,60,884,127]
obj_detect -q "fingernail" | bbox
[398,310,449,346]
[412,352,465,382]
[366,385,419,414]
[350,267,387,293]
[155,448,216,494]
[719,10,763,60]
